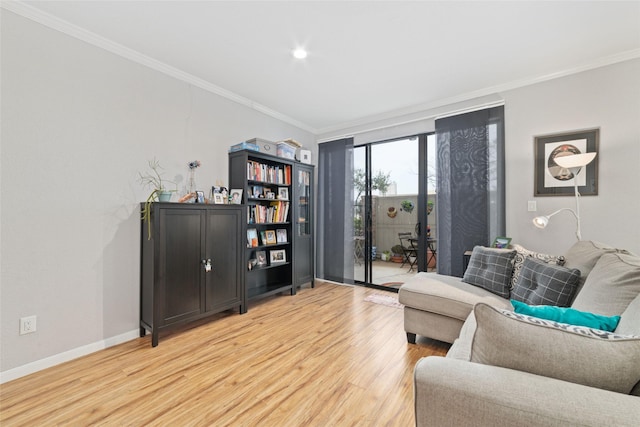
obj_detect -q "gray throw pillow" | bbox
[511,257,580,306]
[470,303,640,394]
[510,244,565,289]
[462,246,516,298]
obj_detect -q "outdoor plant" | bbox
[427,200,434,215]
[391,245,404,256]
[401,200,414,213]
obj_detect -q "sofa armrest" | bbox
[414,357,640,427]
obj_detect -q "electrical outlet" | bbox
[527,201,537,212]
[20,315,37,335]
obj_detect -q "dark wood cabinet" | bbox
[140,203,245,347]
[229,149,315,308]
[292,162,315,288]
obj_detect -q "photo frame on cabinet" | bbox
[265,230,277,245]
[534,128,599,197]
[230,189,243,204]
[277,187,289,200]
[270,249,286,264]
[213,193,225,204]
[195,191,205,204]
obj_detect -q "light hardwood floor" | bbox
[1,282,449,426]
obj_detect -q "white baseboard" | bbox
[0,329,140,384]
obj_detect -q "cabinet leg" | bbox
[139,327,146,338]
[152,331,159,347]
[407,332,416,344]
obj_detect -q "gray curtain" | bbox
[317,138,354,284]
[436,106,505,277]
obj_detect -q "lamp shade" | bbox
[554,152,596,169]
[532,216,549,228]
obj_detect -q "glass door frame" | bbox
[354,132,433,291]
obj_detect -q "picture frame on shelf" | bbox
[277,187,289,200]
[534,128,599,197]
[276,228,287,243]
[270,249,286,264]
[260,230,267,246]
[255,251,267,267]
[247,228,258,248]
[266,191,275,200]
[265,230,277,245]
[252,186,263,198]
[230,189,243,204]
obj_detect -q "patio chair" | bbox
[398,232,418,272]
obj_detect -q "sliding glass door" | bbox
[353,135,434,291]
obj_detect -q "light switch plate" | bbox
[527,201,537,212]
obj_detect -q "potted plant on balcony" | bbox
[381,250,392,261]
[391,245,404,263]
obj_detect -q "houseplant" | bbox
[139,158,176,239]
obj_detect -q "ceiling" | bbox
[10,1,640,134]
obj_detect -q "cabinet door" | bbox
[204,208,242,311]
[159,208,204,325]
[293,164,314,287]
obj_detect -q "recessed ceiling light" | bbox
[292,48,307,59]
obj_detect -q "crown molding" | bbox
[316,48,640,136]
[4,1,638,137]
[1,1,318,134]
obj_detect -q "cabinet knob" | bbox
[202,259,212,272]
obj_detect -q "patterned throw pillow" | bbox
[470,303,640,394]
[462,246,516,298]
[510,244,565,289]
[511,257,580,306]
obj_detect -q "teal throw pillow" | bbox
[511,299,621,332]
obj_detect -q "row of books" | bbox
[247,161,291,185]
[248,201,290,224]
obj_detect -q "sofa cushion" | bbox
[398,273,511,321]
[446,310,480,361]
[510,244,565,289]
[571,252,640,316]
[470,303,640,394]
[511,299,620,332]
[616,293,640,336]
[511,257,580,306]
[462,246,516,298]
[563,240,623,295]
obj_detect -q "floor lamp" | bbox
[532,152,597,241]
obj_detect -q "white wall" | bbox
[503,59,640,254]
[0,11,315,380]
[320,59,640,257]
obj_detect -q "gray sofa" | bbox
[398,240,640,426]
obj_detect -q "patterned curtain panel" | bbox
[317,138,354,284]
[436,106,505,277]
